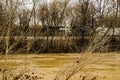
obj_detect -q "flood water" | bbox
[0,53,120,80]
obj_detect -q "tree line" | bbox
[0,0,120,53]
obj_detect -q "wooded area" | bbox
[0,0,120,53]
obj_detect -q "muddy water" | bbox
[0,53,120,80]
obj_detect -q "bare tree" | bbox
[0,0,19,80]
[36,0,71,52]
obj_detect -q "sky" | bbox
[21,0,77,9]
[19,0,49,9]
